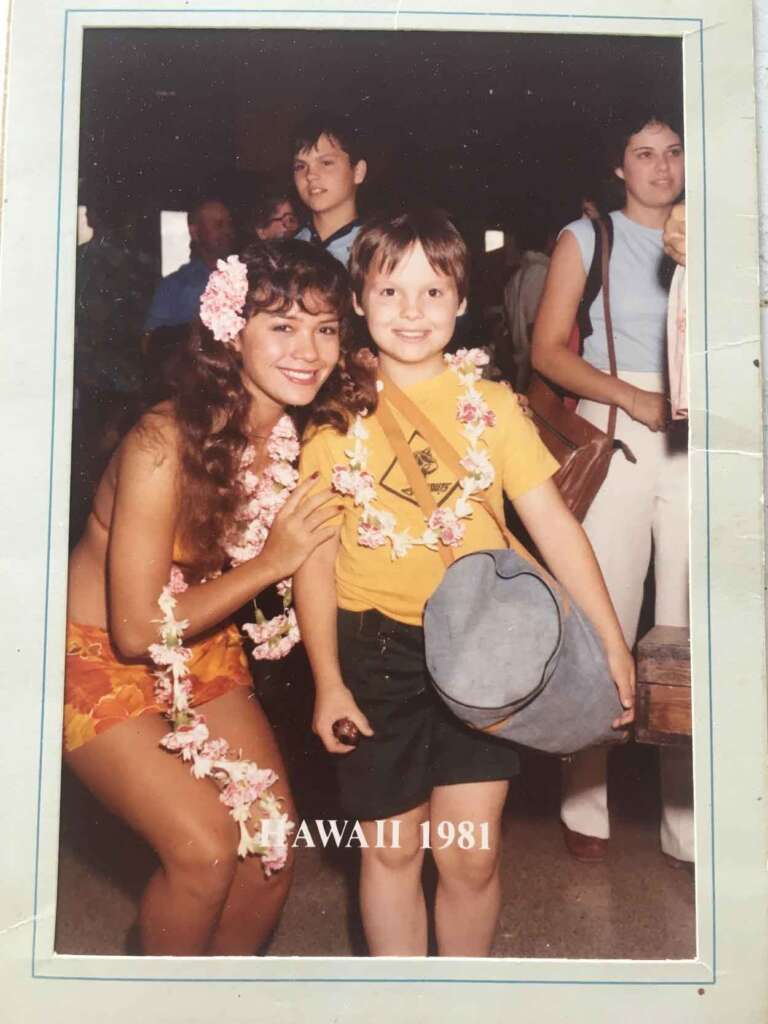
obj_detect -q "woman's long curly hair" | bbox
[169,239,377,576]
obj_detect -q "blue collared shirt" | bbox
[295,219,361,268]
[144,257,211,330]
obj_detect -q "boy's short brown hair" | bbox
[349,209,470,303]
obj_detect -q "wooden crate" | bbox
[635,625,691,747]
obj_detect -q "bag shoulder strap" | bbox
[576,215,614,342]
[596,218,619,440]
[374,392,453,569]
[378,375,568,606]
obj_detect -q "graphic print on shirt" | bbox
[379,429,461,508]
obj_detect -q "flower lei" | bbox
[151,569,292,869]
[150,415,300,868]
[148,258,301,870]
[225,415,301,661]
[331,348,496,559]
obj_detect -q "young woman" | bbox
[63,240,362,954]
[532,113,692,865]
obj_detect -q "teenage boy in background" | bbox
[292,113,367,267]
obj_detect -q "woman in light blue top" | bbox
[532,113,693,867]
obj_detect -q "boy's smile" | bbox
[354,242,466,387]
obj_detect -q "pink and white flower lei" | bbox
[330,348,496,559]
[225,414,301,661]
[199,254,249,344]
[148,415,301,870]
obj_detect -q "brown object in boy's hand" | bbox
[332,717,362,747]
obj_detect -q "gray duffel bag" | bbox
[423,547,625,755]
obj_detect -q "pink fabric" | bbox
[667,265,688,420]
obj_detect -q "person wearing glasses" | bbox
[246,187,300,242]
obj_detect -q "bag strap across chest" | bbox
[376,374,567,608]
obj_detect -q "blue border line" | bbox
[65,7,701,21]
[31,974,714,986]
[34,6,712,988]
[698,20,716,980]
[32,6,70,981]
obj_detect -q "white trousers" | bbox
[560,372,694,861]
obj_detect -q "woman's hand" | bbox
[663,202,686,266]
[313,682,374,755]
[260,475,340,580]
[624,387,669,432]
[605,641,636,729]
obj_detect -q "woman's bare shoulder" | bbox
[118,402,182,472]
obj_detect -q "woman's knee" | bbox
[225,841,295,906]
[157,816,240,901]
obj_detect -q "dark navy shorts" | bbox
[335,608,520,821]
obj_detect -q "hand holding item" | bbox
[332,717,362,746]
[663,202,686,266]
[625,387,669,432]
[313,683,374,755]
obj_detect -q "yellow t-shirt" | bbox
[300,369,559,625]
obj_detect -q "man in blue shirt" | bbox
[145,197,235,329]
[292,114,367,267]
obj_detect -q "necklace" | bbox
[148,414,300,869]
[330,349,495,559]
[224,414,301,660]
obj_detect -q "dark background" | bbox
[79,28,683,262]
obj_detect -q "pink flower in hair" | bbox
[199,255,249,344]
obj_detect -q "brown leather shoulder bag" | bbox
[526,217,634,522]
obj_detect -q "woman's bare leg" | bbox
[201,688,296,955]
[66,712,239,954]
[359,802,429,956]
[64,688,294,955]
[430,780,508,956]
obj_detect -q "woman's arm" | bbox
[512,478,636,727]
[108,415,338,657]
[531,231,666,431]
[293,536,373,754]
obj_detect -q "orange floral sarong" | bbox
[64,620,252,753]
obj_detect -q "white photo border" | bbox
[3,0,765,1019]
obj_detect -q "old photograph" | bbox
[57,24,692,960]
[1,2,765,1022]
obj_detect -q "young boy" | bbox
[294,209,634,957]
[291,113,367,267]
